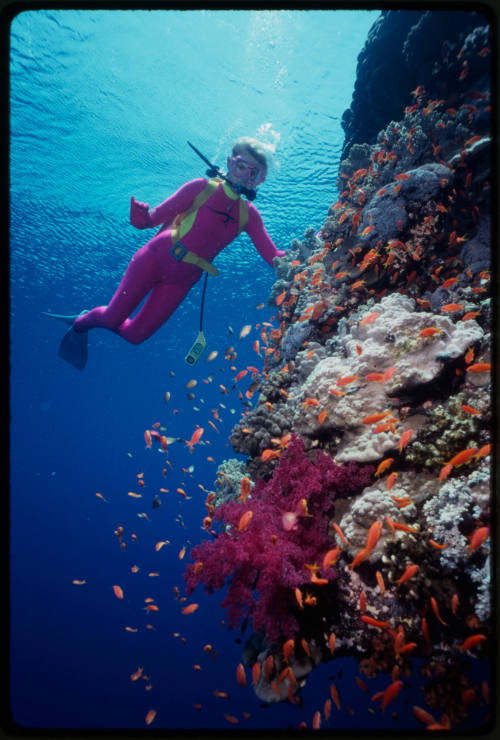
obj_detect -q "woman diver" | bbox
[45,137,285,369]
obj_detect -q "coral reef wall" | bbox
[185,9,493,730]
[340,10,489,159]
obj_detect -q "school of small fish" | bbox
[72,43,494,731]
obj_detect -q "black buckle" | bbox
[170,241,188,261]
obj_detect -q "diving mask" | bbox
[227,155,267,186]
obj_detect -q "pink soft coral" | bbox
[184,435,373,644]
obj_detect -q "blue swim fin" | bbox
[58,325,88,370]
[44,310,89,369]
[42,311,81,325]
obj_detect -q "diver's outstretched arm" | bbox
[130,179,208,230]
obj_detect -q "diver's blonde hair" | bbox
[231,137,268,171]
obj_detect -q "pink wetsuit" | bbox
[74,178,284,344]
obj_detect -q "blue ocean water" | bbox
[9,8,489,732]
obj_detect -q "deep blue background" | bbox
[9,8,490,732]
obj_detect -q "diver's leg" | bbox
[73,242,158,333]
[115,281,191,345]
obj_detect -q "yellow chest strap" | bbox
[170,178,248,243]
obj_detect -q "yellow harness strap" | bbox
[171,177,248,242]
[160,178,248,277]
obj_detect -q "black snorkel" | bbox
[187,141,257,201]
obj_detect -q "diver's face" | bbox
[226,149,266,188]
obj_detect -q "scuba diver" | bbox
[45,137,285,369]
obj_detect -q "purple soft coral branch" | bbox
[184,435,373,643]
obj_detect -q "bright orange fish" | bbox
[376,570,385,595]
[395,564,418,585]
[283,638,295,662]
[466,363,491,373]
[475,443,491,459]
[337,374,359,387]
[359,311,380,325]
[365,520,382,551]
[312,711,321,729]
[458,634,486,651]
[362,410,390,425]
[294,587,304,609]
[261,448,281,462]
[239,477,251,502]
[350,547,369,569]
[252,662,261,685]
[323,547,341,569]
[375,458,394,476]
[330,683,341,710]
[236,663,247,686]
[186,426,204,453]
[419,327,442,337]
[438,463,453,481]
[468,526,489,552]
[413,706,437,726]
[112,585,124,600]
[430,596,447,625]
[386,472,399,490]
[383,366,397,382]
[365,372,385,382]
[145,709,157,726]
[461,404,481,415]
[263,655,274,680]
[181,603,199,615]
[398,429,413,452]
[238,510,253,532]
[448,447,478,467]
[381,680,403,711]
[440,303,464,312]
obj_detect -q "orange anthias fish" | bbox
[239,477,252,502]
[360,311,380,325]
[395,564,418,585]
[466,363,491,373]
[419,327,442,338]
[337,374,359,387]
[185,426,204,453]
[181,603,199,615]
[447,446,478,467]
[365,520,382,551]
[261,448,281,462]
[238,510,253,532]
[381,680,403,711]
[386,471,398,490]
[398,429,413,452]
[236,663,247,686]
[323,547,341,569]
[283,638,295,662]
[375,458,394,476]
[362,410,391,425]
[458,634,486,651]
[468,526,489,552]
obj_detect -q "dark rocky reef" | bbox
[341,9,491,160]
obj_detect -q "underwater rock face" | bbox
[188,9,492,724]
[341,9,489,159]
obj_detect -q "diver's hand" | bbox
[130,196,151,228]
